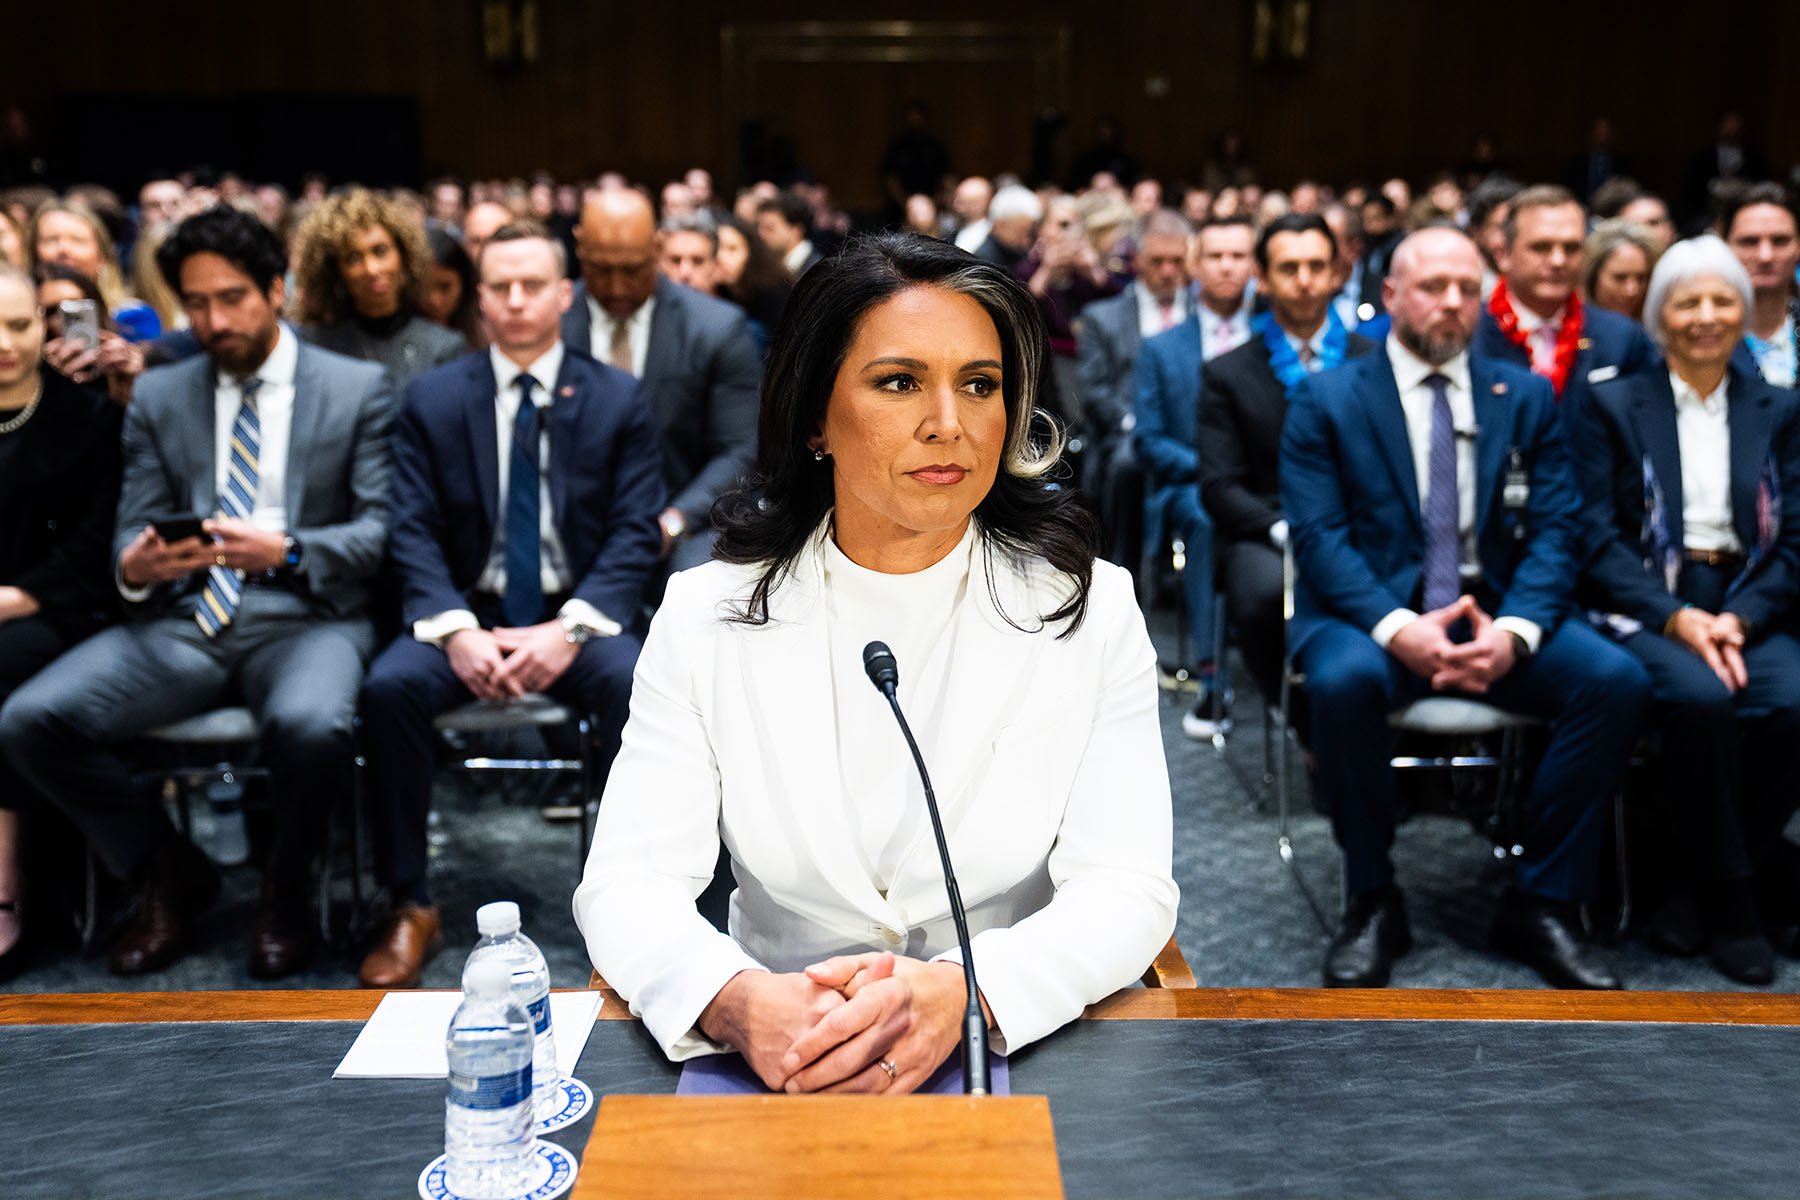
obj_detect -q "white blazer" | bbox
[573,524,1178,1060]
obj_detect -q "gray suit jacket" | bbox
[560,277,761,525]
[119,331,396,621]
[1078,283,1189,435]
[299,315,466,398]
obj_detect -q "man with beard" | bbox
[1281,226,1650,991]
[0,205,394,979]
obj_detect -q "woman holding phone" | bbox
[0,261,122,978]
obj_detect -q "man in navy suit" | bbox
[1473,184,1653,417]
[1282,226,1650,991]
[357,222,666,987]
[1132,216,1258,737]
[563,190,760,572]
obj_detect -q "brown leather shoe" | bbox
[109,839,221,976]
[359,903,443,989]
[248,897,316,980]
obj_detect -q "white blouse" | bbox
[821,523,976,894]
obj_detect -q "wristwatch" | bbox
[559,612,594,645]
[1505,630,1532,662]
[282,535,305,572]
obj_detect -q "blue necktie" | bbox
[1422,372,1461,614]
[502,374,543,627]
[196,377,261,637]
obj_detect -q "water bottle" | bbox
[466,901,559,1120]
[444,956,534,1199]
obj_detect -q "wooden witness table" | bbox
[4,985,1800,1198]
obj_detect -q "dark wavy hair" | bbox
[713,232,1098,636]
[156,204,287,296]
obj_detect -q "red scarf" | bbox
[1488,281,1584,400]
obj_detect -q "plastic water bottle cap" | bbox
[476,901,522,936]
[464,956,512,995]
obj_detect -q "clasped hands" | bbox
[1387,594,1517,693]
[1666,606,1749,693]
[698,951,974,1095]
[446,623,579,700]
[118,518,286,587]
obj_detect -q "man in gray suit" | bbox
[0,206,394,979]
[562,189,761,572]
[1075,208,1193,566]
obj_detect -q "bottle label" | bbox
[527,994,551,1035]
[448,1064,531,1111]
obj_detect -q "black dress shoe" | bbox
[1490,889,1622,990]
[248,902,316,980]
[1703,879,1776,985]
[1644,893,1705,957]
[1324,887,1412,987]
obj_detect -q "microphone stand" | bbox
[863,641,991,1095]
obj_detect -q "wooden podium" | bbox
[574,1093,1063,1199]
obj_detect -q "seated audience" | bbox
[972,184,1041,272]
[1574,235,1800,984]
[1475,184,1653,413]
[1199,213,1379,715]
[293,189,468,394]
[1281,226,1650,990]
[1722,183,1798,388]
[565,190,762,572]
[950,175,994,252]
[419,226,482,346]
[0,210,24,267]
[1077,209,1190,569]
[713,215,790,346]
[755,190,822,281]
[462,200,515,266]
[30,199,160,338]
[1466,175,1524,298]
[358,222,665,987]
[657,211,720,294]
[0,206,395,979]
[574,233,1178,1090]
[1018,196,1123,421]
[36,262,145,406]
[1580,218,1660,322]
[0,263,122,979]
[1132,214,1258,734]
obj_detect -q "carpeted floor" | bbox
[3,605,1794,997]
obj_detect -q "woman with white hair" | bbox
[1575,235,1800,984]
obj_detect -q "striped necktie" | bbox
[196,377,262,637]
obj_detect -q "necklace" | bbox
[0,382,42,435]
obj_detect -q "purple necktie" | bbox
[1422,373,1460,613]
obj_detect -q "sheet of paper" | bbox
[334,990,603,1080]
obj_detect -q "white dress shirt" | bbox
[1508,297,1564,377]
[822,524,974,893]
[1135,282,1190,338]
[1671,370,1741,554]
[412,343,618,644]
[782,239,817,279]
[1371,336,1541,653]
[953,218,991,253]
[587,293,655,378]
[1749,312,1797,389]
[1198,300,1252,362]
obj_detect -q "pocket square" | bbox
[1586,365,1619,385]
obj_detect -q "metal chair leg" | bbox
[1276,666,1332,935]
[577,715,596,873]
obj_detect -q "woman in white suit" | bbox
[574,233,1178,1095]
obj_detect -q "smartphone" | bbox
[150,514,206,544]
[59,299,100,351]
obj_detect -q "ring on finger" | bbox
[877,1059,897,1081]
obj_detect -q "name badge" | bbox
[1503,447,1531,511]
[1586,365,1620,385]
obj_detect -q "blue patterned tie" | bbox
[1422,372,1461,613]
[501,374,543,627]
[195,377,261,637]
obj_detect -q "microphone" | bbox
[860,640,991,1095]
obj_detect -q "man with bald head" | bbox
[463,201,515,266]
[563,189,761,570]
[1282,226,1649,992]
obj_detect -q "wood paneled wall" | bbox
[3,1,1792,207]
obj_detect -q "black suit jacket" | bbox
[387,348,667,627]
[1197,331,1376,544]
[1573,362,1800,638]
[0,367,121,637]
[559,277,761,526]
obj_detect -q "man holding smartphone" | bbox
[0,206,395,979]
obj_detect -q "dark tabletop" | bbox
[4,1016,1796,1198]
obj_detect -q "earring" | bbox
[812,447,826,461]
